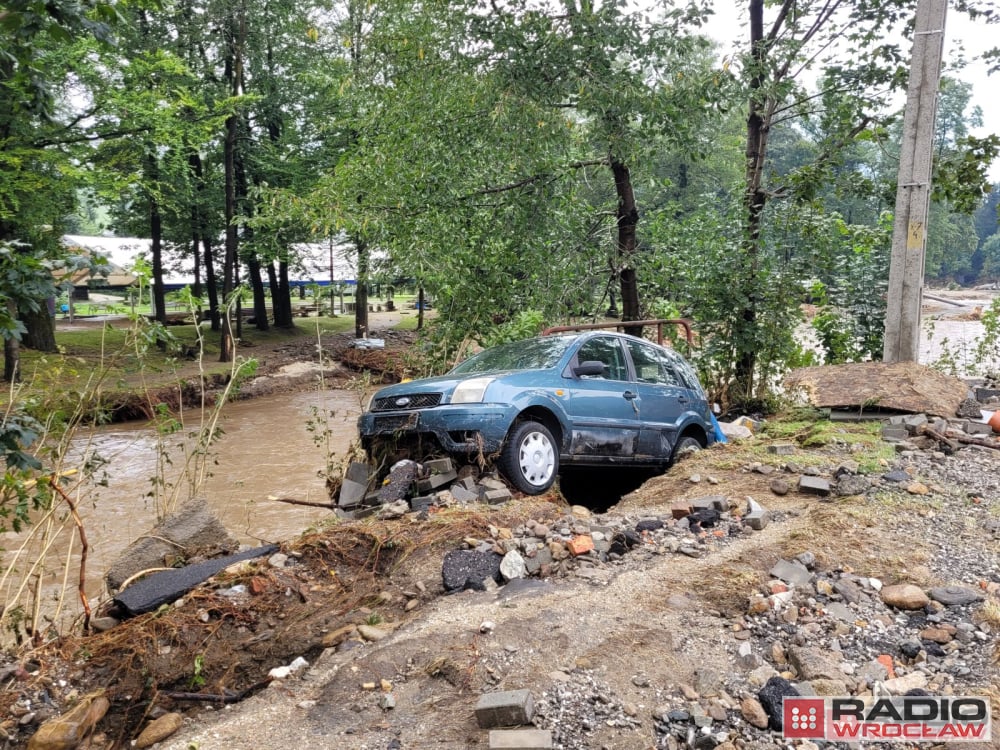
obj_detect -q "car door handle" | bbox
[623,391,638,400]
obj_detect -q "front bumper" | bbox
[358,404,518,455]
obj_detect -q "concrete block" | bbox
[975,387,1000,401]
[797,476,831,496]
[489,729,553,749]
[456,476,478,491]
[902,413,928,432]
[745,510,769,530]
[484,488,512,505]
[424,458,454,474]
[964,420,994,436]
[451,484,481,503]
[768,444,796,455]
[691,495,728,511]
[480,477,508,492]
[475,689,534,728]
[881,425,909,441]
[416,471,458,493]
[338,462,371,508]
[410,495,436,513]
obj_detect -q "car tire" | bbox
[671,435,703,463]
[500,421,558,495]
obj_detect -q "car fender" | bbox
[499,387,575,447]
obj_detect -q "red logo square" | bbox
[784,698,826,739]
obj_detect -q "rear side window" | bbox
[661,349,703,392]
[625,339,681,386]
[576,337,628,381]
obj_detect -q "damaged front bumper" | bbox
[358,404,518,456]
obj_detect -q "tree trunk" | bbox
[247,254,269,331]
[3,299,19,383]
[611,156,642,337]
[417,286,424,331]
[21,304,56,352]
[735,0,769,403]
[354,237,369,338]
[203,235,220,331]
[274,259,294,328]
[221,107,238,362]
[147,154,167,327]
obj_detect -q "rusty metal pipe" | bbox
[541,318,694,347]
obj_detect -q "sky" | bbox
[701,1,1000,182]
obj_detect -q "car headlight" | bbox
[452,377,494,404]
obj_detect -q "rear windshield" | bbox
[450,336,573,374]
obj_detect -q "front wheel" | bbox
[500,421,558,495]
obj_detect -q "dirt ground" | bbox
[5,308,998,750]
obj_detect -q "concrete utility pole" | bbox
[882,0,948,363]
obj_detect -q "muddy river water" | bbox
[1,389,363,628]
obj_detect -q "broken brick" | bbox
[671,503,693,519]
[566,535,594,556]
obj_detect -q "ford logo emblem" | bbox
[395,397,411,407]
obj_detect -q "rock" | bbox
[740,697,769,729]
[906,481,929,495]
[919,627,952,644]
[378,461,419,503]
[499,550,527,581]
[441,549,503,592]
[694,668,721,697]
[807,679,849,696]
[377,500,410,519]
[770,559,812,586]
[835,475,869,496]
[357,624,389,641]
[135,713,183,749]
[757,676,799,731]
[833,579,863,604]
[769,478,791,495]
[27,691,109,750]
[881,671,928,694]
[881,584,929,610]
[928,585,983,606]
[636,518,664,532]
[956,398,983,419]
[787,646,844,681]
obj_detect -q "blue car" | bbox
[357,331,716,495]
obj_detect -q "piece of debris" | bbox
[105,498,239,592]
[784,361,969,417]
[475,689,535,729]
[112,544,279,617]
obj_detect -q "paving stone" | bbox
[691,495,728,511]
[484,488,513,505]
[339,462,371,508]
[745,510,769,530]
[424,458,454,474]
[475,689,534,728]
[964,420,994,435]
[797,476,831,496]
[410,495,436,513]
[488,729,553,749]
[416,471,458,493]
[881,425,909,441]
[768,444,796,455]
[451,484,481,503]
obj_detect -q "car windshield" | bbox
[450,336,574,375]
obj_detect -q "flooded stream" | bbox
[1,389,363,629]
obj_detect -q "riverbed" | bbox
[1,388,362,632]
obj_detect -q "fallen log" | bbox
[918,424,1000,452]
[271,496,334,509]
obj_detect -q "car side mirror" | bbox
[573,360,607,378]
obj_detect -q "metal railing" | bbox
[541,318,694,347]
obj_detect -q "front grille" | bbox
[372,393,442,412]
[371,413,419,433]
